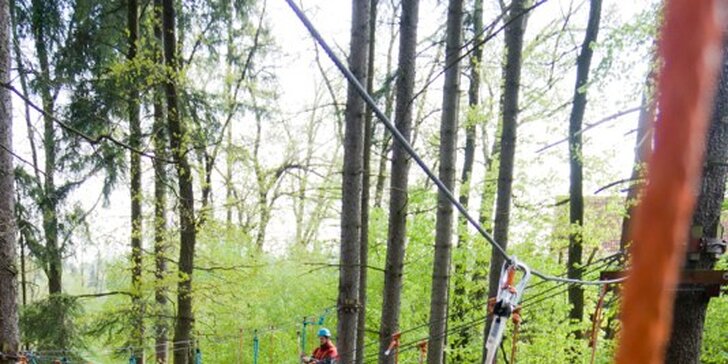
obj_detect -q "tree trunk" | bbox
[337,0,370,361]
[356,0,377,361]
[127,0,144,361]
[0,0,19,358]
[451,0,482,360]
[665,39,728,364]
[482,0,527,360]
[619,70,655,252]
[478,118,500,233]
[29,0,62,296]
[163,0,198,362]
[153,0,169,361]
[373,6,399,209]
[378,0,419,362]
[566,0,602,342]
[426,0,462,363]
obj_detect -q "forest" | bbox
[0,0,726,363]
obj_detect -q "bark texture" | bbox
[566,0,602,338]
[356,0,378,362]
[451,0,482,359]
[426,0,462,363]
[153,0,169,361]
[337,0,370,362]
[163,0,198,362]
[378,0,419,362]
[127,0,144,361]
[0,0,19,358]
[665,39,728,364]
[482,0,527,359]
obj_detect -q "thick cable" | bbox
[285,0,623,288]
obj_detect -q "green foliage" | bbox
[701,256,728,363]
[20,294,85,353]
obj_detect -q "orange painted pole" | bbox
[615,1,724,364]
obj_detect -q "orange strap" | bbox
[510,307,522,363]
[386,332,401,364]
[504,266,517,293]
[589,286,609,364]
[487,297,496,315]
[418,341,428,364]
[615,1,724,363]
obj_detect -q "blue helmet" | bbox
[317,328,331,338]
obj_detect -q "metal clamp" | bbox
[483,258,531,364]
[702,237,727,257]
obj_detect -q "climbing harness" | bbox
[417,341,427,364]
[484,259,530,364]
[383,332,401,364]
[589,285,610,364]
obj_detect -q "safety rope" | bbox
[589,285,609,364]
[615,1,724,363]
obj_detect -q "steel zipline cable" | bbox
[284,0,626,287]
[356,256,622,363]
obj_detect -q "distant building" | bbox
[551,195,624,263]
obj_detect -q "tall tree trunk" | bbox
[30,0,62,296]
[153,0,169,361]
[356,0,377,361]
[225,126,233,226]
[426,0,462,363]
[163,0,198,362]
[478,118,500,233]
[566,0,602,341]
[665,39,728,364]
[378,0,419,362]
[127,0,144,361]
[451,0,482,360]
[0,0,19,358]
[373,5,399,209]
[482,0,527,360]
[619,70,655,252]
[337,0,370,361]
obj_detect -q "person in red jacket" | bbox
[301,328,338,364]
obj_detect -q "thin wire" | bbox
[0,142,48,177]
[2,82,175,164]
[284,0,627,287]
[408,0,550,106]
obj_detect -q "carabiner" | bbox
[484,258,531,364]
